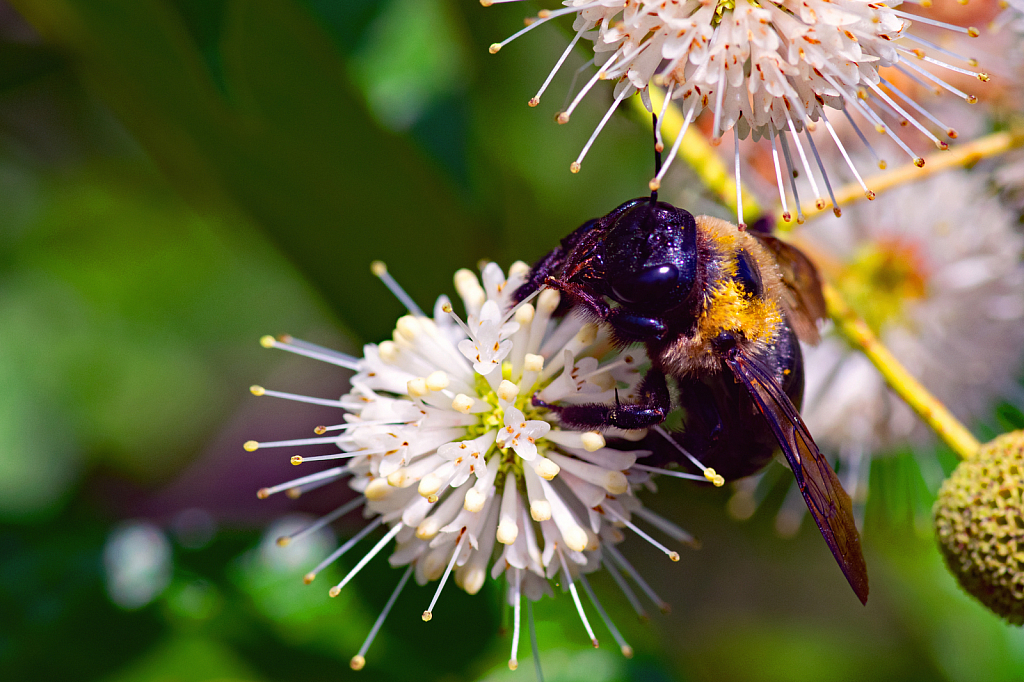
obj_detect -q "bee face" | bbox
[601,200,698,314]
[514,197,869,604]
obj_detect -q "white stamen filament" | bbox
[889,8,978,35]
[879,77,956,139]
[310,516,384,583]
[777,129,805,223]
[350,564,414,671]
[897,59,977,103]
[250,386,343,408]
[557,548,599,647]
[820,112,872,198]
[654,82,676,152]
[803,128,840,217]
[571,87,630,173]
[840,107,886,169]
[422,530,469,621]
[489,4,591,54]
[768,127,791,221]
[528,601,544,682]
[329,522,404,597]
[603,505,680,561]
[531,29,585,106]
[733,127,744,228]
[630,462,705,481]
[605,544,670,613]
[259,466,348,499]
[578,573,633,658]
[867,81,946,149]
[371,261,426,318]
[260,335,360,370]
[652,426,723,485]
[509,568,523,670]
[244,435,341,451]
[784,111,823,208]
[652,100,698,189]
[603,557,648,620]
[562,52,620,121]
[277,499,364,549]
[632,505,698,547]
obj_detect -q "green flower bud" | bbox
[934,431,1024,624]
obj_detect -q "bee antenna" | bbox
[650,113,661,204]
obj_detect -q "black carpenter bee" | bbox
[514,197,869,604]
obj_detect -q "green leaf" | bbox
[10,0,479,342]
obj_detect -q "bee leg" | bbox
[542,276,668,343]
[532,370,670,431]
[513,246,566,303]
[514,215,611,303]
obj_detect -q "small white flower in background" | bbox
[731,169,1024,536]
[246,261,713,672]
[991,0,1024,35]
[103,521,173,610]
[485,0,988,225]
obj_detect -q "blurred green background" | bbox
[2,1,1024,681]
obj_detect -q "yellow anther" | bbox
[259,335,276,348]
[291,455,303,465]
[370,260,387,277]
[250,385,265,396]
[244,440,259,452]
[350,655,366,671]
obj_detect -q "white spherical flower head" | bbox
[487,0,988,225]
[246,260,706,671]
[735,169,1024,537]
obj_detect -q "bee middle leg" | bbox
[533,369,670,431]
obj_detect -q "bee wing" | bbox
[726,348,869,604]
[753,235,826,345]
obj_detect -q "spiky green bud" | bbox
[934,431,1024,624]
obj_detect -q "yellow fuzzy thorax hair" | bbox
[695,216,784,348]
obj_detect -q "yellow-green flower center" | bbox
[836,238,929,335]
[466,362,554,490]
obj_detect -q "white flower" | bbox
[246,261,707,671]
[731,169,1024,535]
[486,0,988,225]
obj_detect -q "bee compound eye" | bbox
[610,263,682,306]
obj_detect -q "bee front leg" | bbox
[533,369,670,431]
[543,277,667,344]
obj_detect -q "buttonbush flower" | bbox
[730,170,1024,534]
[246,261,715,671]
[486,0,988,224]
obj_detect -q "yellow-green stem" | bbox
[823,282,980,460]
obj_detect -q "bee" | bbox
[514,197,869,604]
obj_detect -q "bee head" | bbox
[602,199,698,314]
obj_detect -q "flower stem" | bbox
[822,281,980,460]
[782,128,1024,228]
[634,89,761,222]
